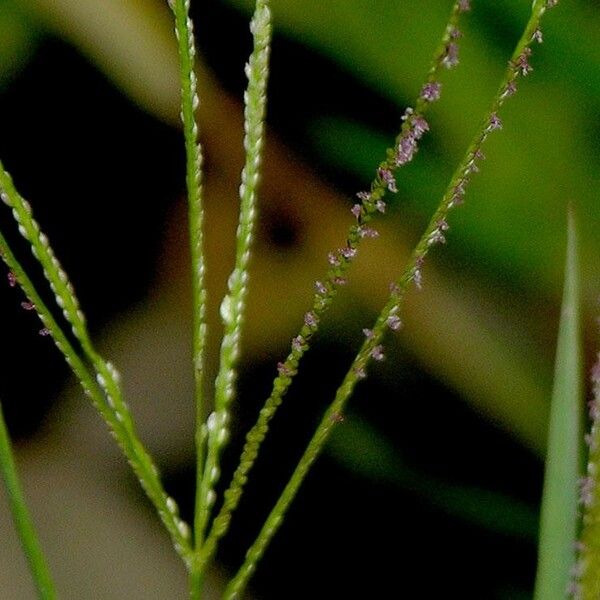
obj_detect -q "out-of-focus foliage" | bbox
[0,1,39,86]
[228,0,600,301]
[22,0,180,123]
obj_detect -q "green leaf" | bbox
[534,208,584,600]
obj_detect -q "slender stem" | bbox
[195,0,272,555]
[0,403,56,600]
[224,1,556,596]
[188,566,202,600]
[197,0,470,576]
[169,0,209,554]
[0,201,193,564]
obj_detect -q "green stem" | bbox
[197,0,469,577]
[169,0,209,555]
[224,1,555,596]
[188,565,202,600]
[0,217,193,564]
[0,403,57,600]
[195,0,272,558]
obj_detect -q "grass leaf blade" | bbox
[534,208,583,600]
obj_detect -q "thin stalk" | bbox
[0,192,193,564]
[195,0,272,553]
[224,1,557,596]
[0,402,56,600]
[197,0,471,576]
[168,0,209,553]
[188,568,202,600]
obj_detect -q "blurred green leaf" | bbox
[328,416,538,541]
[24,0,180,123]
[0,1,39,87]
[534,209,583,600]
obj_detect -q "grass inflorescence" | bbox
[0,0,573,598]
[222,2,560,595]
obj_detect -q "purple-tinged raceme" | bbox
[327,251,341,267]
[387,314,403,332]
[577,352,600,598]
[420,81,442,102]
[442,42,460,69]
[329,412,345,424]
[291,335,304,353]
[204,2,532,591]
[340,246,357,260]
[501,80,518,99]
[315,281,327,295]
[353,366,366,380]
[304,311,318,329]
[580,476,595,509]
[358,226,379,239]
[371,345,385,362]
[514,47,533,76]
[277,362,296,378]
[219,0,569,594]
[411,114,430,138]
[488,112,503,131]
[395,137,416,166]
[413,256,425,290]
[378,168,398,193]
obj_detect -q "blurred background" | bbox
[0,0,598,598]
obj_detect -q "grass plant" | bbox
[1,1,595,598]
